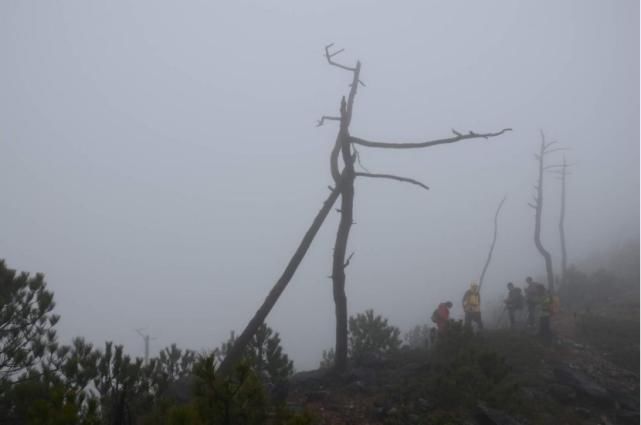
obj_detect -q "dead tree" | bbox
[478,196,506,291]
[217,174,348,376]
[558,157,569,286]
[549,156,570,286]
[319,45,511,372]
[529,131,564,292]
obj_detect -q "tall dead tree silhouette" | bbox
[219,47,511,376]
[478,196,506,291]
[557,157,569,286]
[319,45,511,372]
[529,131,565,292]
[549,156,571,286]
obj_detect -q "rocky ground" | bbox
[286,313,639,425]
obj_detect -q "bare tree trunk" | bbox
[332,172,353,372]
[478,196,506,291]
[559,156,568,287]
[217,176,346,376]
[533,132,555,292]
[330,61,361,373]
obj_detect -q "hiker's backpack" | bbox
[513,288,524,310]
[431,308,439,323]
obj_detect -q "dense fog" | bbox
[1,1,638,372]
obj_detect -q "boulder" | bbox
[553,365,612,403]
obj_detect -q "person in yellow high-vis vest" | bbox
[462,281,483,331]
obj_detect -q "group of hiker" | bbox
[431,277,557,338]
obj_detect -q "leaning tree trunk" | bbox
[217,175,347,377]
[478,196,506,291]
[559,156,568,287]
[533,132,555,292]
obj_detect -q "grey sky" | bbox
[1,1,638,369]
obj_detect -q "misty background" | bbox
[0,1,638,370]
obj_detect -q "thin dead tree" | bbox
[549,156,570,287]
[135,328,155,365]
[529,131,565,292]
[319,44,511,372]
[478,196,507,291]
[558,157,569,286]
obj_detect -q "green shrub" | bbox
[404,324,431,350]
[427,321,517,409]
[349,309,401,361]
[214,324,293,386]
[192,356,268,425]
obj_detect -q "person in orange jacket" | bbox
[431,301,453,336]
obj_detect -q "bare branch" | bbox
[328,48,345,58]
[343,252,355,268]
[317,116,341,127]
[324,44,356,72]
[350,128,511,150]
[355,172,430,191]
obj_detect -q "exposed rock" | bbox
[474,403,524,425]
[553,365,612,403]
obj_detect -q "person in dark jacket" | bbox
[504,282,524,328]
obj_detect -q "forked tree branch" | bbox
[324,43,356,72]
[350,128,512,150]
[355,172,430,191]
